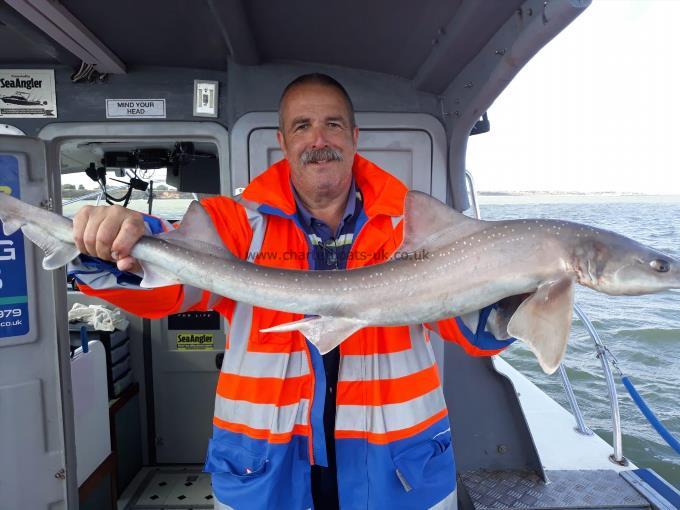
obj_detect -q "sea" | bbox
[63,194,680,488]
[479,194,680,489]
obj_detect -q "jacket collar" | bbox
[242,153,407,219]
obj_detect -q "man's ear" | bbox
[352,127,359,149]
[277,130,288,159]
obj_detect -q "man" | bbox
[71,74,514,510]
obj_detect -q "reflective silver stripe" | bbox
[391,215,403,229]
[218,197,267,348]
[335,387,446,434]
[206,291,223,309]
[181,198,268,312]
[429,489,457,510]
[339,325,435,382]
[236,196,267,262]
[222,349,310,378]
[227,302,253,352]
[214,396,309,433]
[178,284,204,312]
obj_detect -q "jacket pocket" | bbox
[204,439,268,481]
[393,430,453,492]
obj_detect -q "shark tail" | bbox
[25,223,80,270]
[0,193,80,270]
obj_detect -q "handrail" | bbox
[557,363,592,436]
[573,303,628,466]
[464,170,481,219]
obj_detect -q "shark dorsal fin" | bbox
[139,201,234,288]
[158,201,234,259]
[399,191,487,254]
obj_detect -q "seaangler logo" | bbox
[0,78,43,90]
[176,333,214,350]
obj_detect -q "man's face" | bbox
[277,83,359,200]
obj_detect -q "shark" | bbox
[1,189,678,374]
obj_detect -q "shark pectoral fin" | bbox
[138,260,179,288]
[260,316,366,354]
[507,277,575,375]
[20,223,80,270]
[484,293,533,340]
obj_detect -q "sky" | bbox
[467,0,680,194]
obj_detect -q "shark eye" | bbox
[650,259,670,273]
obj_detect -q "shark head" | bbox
[572,229,680,296]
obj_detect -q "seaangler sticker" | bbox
[0,69,57,118]
[176,332,214,350]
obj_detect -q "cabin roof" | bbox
[0,0,523,94]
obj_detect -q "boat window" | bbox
[61,168,195,220]
[60,140,220,220]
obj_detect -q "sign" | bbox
[176,332,214,351]
[106,99,166,119]
[0,156,30,338]
[0,69,57,118]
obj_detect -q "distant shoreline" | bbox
[478,191,671,197]
[477,192,680,205]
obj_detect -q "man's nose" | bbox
[310,125,329,148]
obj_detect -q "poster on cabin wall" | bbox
[0,69,57,118]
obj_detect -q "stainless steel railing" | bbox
[557,363,593,436]
[573,303,628,465]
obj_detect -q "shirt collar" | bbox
[242,154,406,219]
[293,178,358,229]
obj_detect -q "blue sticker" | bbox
[0,155,30,338]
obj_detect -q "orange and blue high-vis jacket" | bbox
[73,154,514,510]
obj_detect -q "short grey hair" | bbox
[278,73,356,130]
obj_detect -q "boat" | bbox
[0,91,47,106]
[0,0,678,509]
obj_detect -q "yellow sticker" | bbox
[176,332,214,350]
[0,186,12,195]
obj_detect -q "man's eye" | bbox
[328,122,342,129]
[295,124,309,131]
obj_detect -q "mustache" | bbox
[300,147,343,165]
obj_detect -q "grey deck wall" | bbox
[1,62,443,137]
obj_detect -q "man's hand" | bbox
[72,204,145,273]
